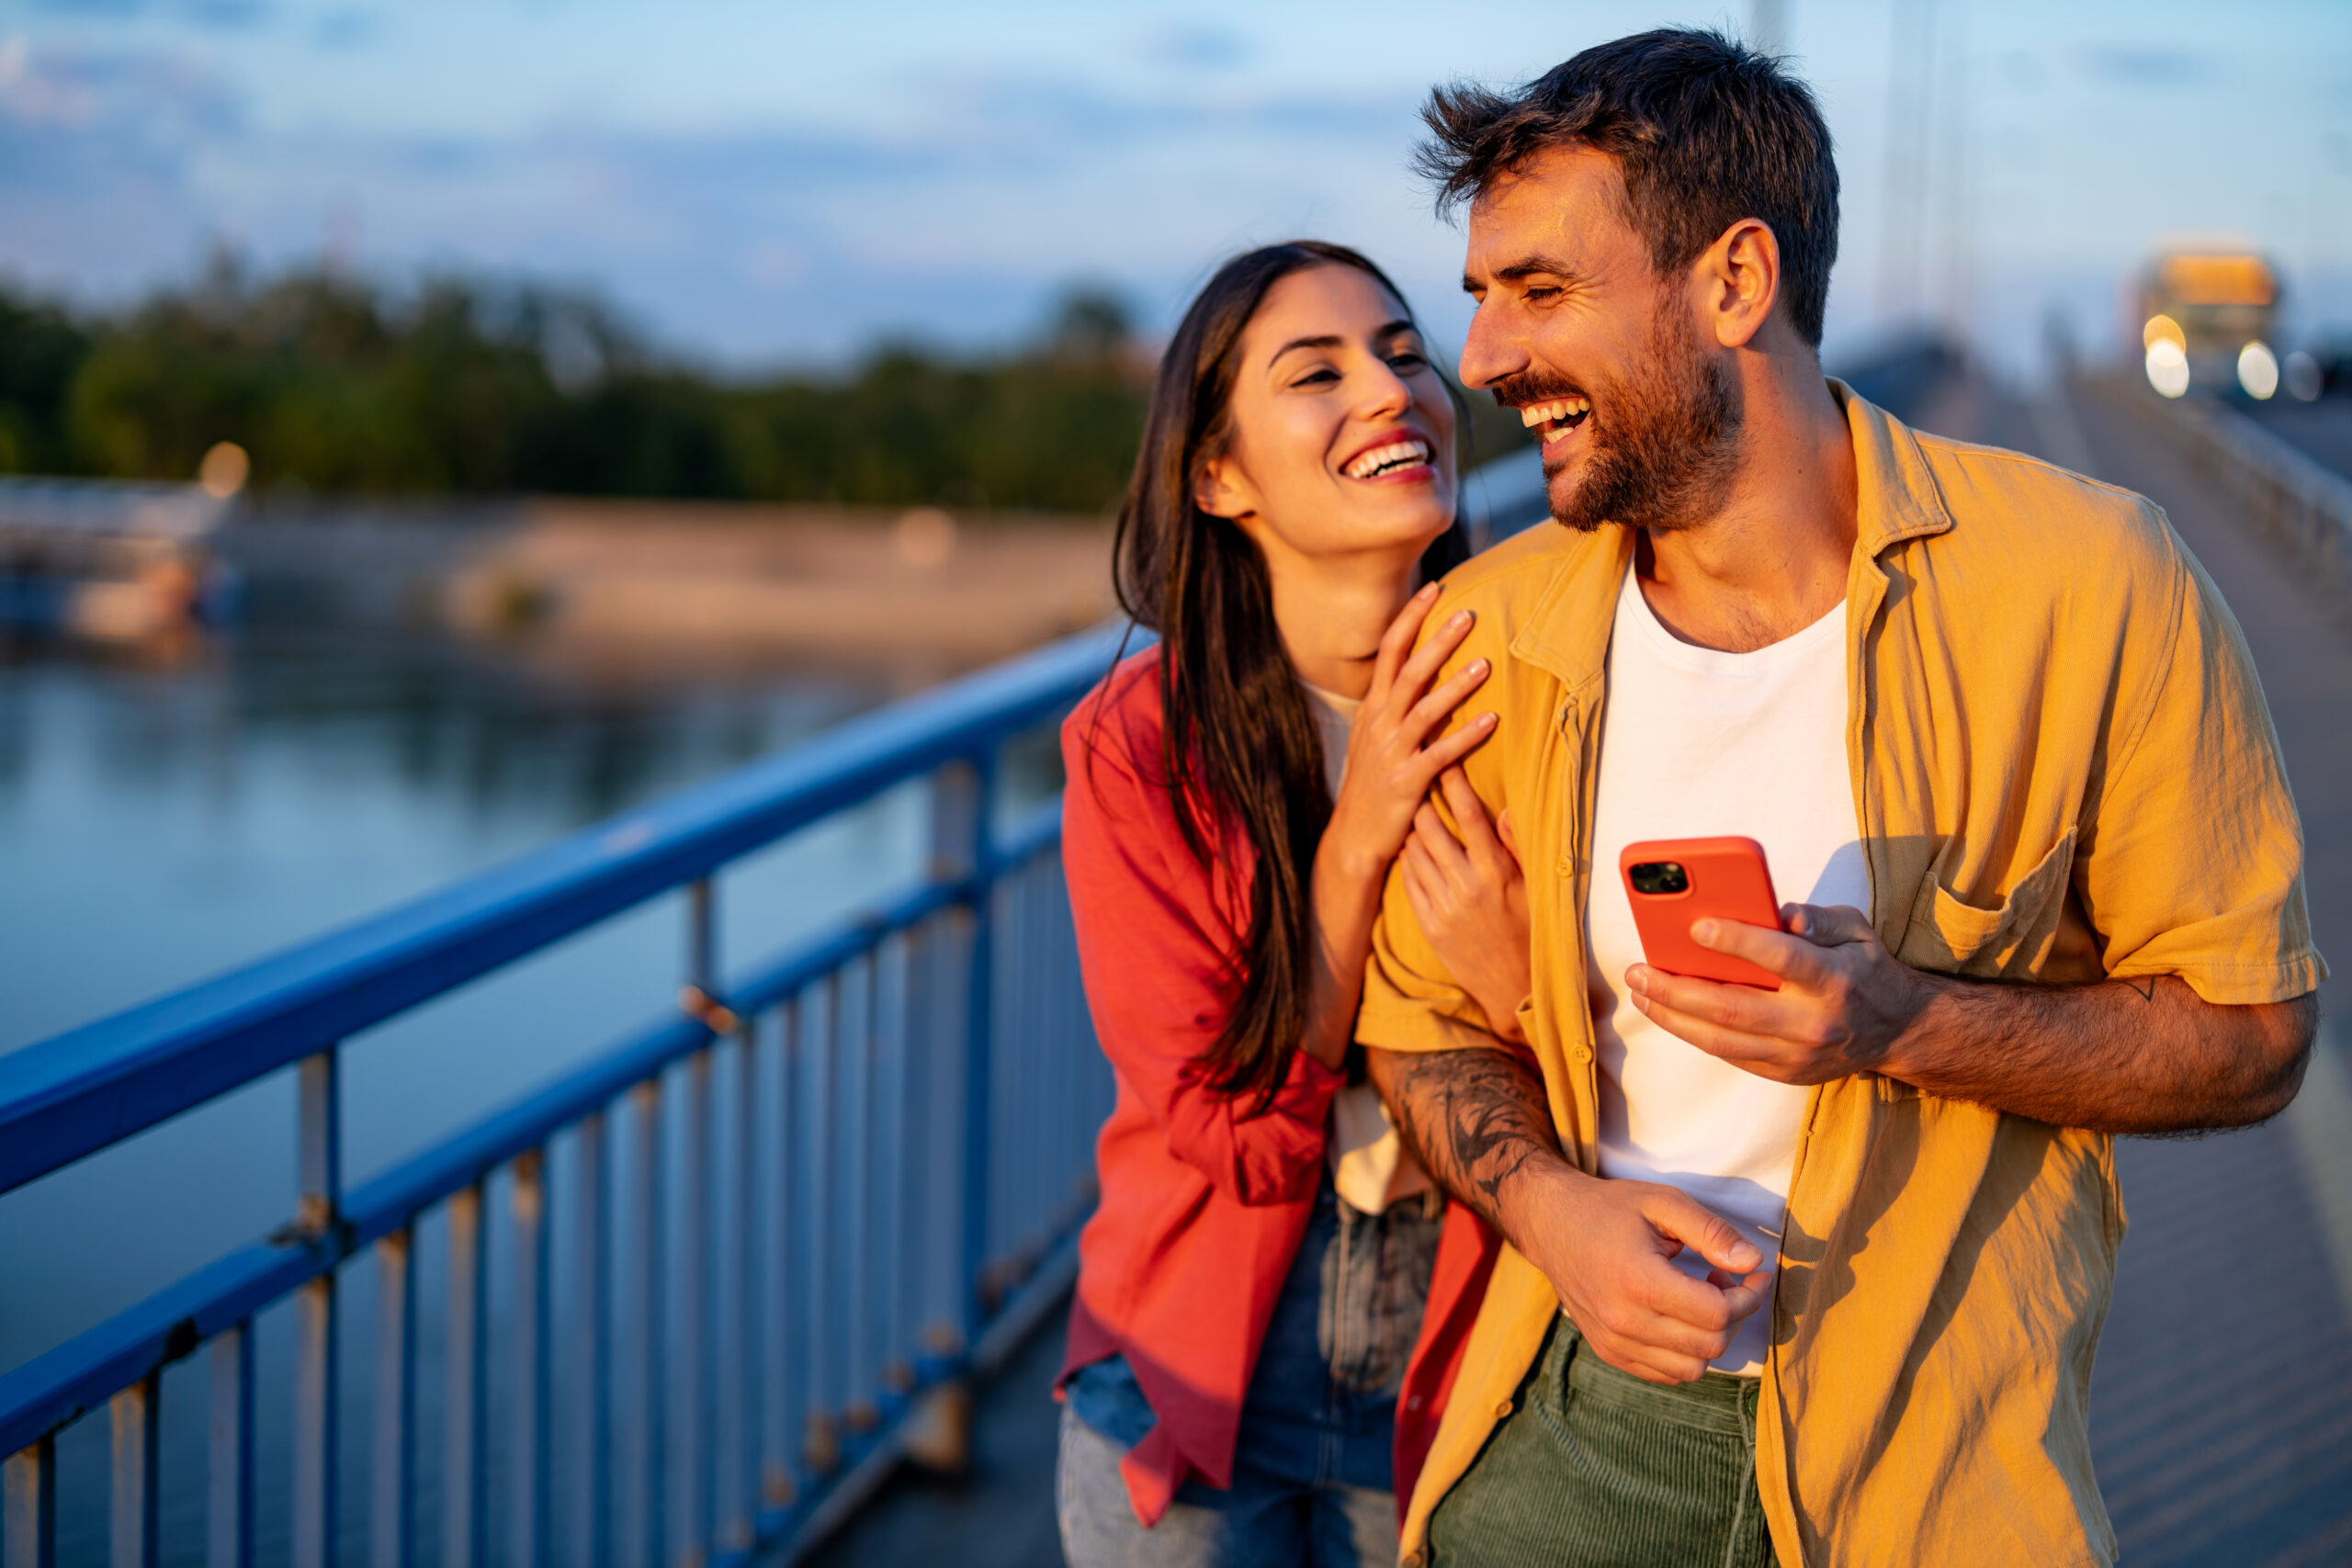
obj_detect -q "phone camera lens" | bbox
[1629,861,1689,896]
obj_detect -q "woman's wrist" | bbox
[1312,819,1391,901]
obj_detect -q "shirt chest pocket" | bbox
[1896,826,2079,980]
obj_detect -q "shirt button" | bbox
[1574,1043,1594,1063]
[1404,1552,1428,1568]
[1494,1397,1514,1418]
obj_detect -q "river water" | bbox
[0,622,1057,1562]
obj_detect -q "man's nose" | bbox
[1456,299,1524,392]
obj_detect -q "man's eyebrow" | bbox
[1461,254,1583,291]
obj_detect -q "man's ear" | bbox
[1193,451,1255,521]
[1700,218,1781,351]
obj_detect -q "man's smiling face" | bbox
[1457,143,1741,534]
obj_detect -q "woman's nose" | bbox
[1356,363,1412,421]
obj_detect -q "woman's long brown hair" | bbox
[1104,241,1468,1111]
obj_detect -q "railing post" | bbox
[900,756,991,1473]
[842,954,876,1438]
[948,757,997,1336]
[801,980,839,1479]
[110,1374,158,1568]
[293,1048,340,1568]
[672,1047,710,1568]
[444,1183,488,1568]
[622,1077,665,1568]
[6,1438,55,1568]
[512,1149,551,1568]
[673,876,719,1568]
[716,1019,758,1557]
[573,1111,611,1568]
[210,1322,255,1568]
[760,1004,801,1513]
[369,1235,413,1568]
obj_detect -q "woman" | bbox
[1056,241,1529,1566]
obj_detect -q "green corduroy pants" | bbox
[1426,1314,1773,1568]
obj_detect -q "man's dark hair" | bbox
[1418,28,1839,346]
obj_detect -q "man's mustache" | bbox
[1487,370,1591,409]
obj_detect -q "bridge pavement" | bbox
[796,377,2352,1567]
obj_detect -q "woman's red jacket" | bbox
[1055,650,1498,1527]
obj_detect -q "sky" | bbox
[3,0,2349,380]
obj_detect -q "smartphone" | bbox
[1618,836,1785,990]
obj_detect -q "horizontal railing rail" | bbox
[2097,375,2352,616]
[0,621,1132,1568]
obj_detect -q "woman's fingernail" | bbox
[1450,611,1472,628]
[1692,919,1719,944]
[1477,711,1498,726]
[1468,659,1488,674]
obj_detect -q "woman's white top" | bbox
[1301,678,1432,1213]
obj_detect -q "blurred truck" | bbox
[2137,249,2281,400]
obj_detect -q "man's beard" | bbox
[1504,312,1744,536]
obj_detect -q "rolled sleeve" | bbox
[1357,833,1507,1058]
[2078,529,2327,1005]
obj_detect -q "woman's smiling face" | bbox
[1196,264,1458,568]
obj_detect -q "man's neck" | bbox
[1637,357,1859,655]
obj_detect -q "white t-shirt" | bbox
[1585,567,1870,1375]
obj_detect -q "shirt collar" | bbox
[1510,377,1953,693]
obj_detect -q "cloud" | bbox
[312,8,382,51]
[1143,23,1250,73]
[2074,43,2216,88]
[31,0,271,18]
[0,37,243,137]
[0,37,1434,365]
[182,0,273,29]
[31,0,147,17]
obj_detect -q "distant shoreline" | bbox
[217,495,1118,668]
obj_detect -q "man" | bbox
[1359,28,2324,1568]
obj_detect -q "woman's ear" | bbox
[1193,452,1255,521]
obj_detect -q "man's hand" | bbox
[1626,902,1930,1084]
[1501,1161,1770,1385]
[1627,901,2318,1133]
[1369,1043,1769,1385]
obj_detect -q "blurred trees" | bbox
[0,260,1529,511]
[0,260,1155,511]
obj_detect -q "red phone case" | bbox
[1619,836,1784,990]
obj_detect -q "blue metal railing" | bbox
[0,621,1130,1568]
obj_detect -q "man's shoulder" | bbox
[1443,515,1585,600]
[1430,517,1611,646]
[1911,430,2183,590]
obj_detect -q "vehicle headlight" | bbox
[2284,351,2324,402]
[2238,342,2279,400]
[2145,338,2190,399]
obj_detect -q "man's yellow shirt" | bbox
[1362,383,2325,1568]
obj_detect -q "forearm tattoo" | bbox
[1380,1047,1560,1229]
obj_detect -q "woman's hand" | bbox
[1296,583,1496,1072]
[1401,766,1532,1043]
[1324,584,1497,884]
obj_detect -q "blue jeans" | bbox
[1057,1179,1442,1568]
